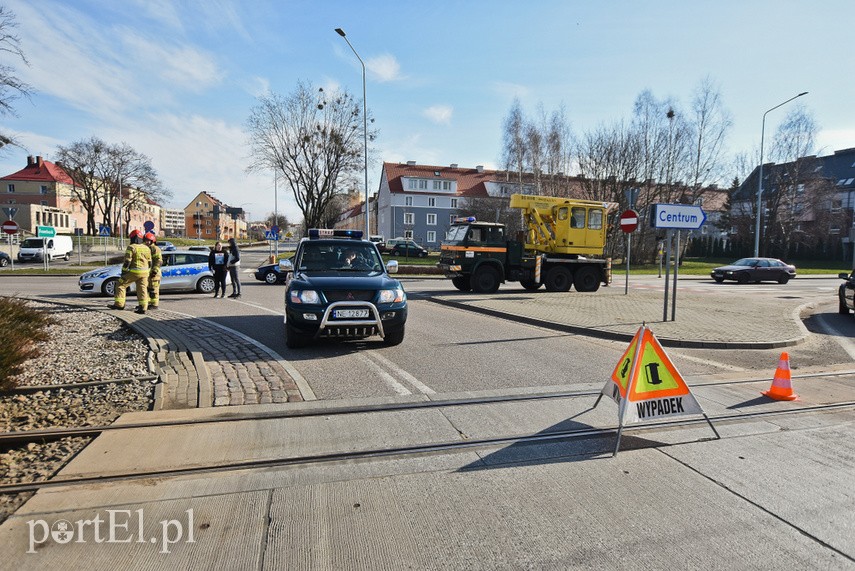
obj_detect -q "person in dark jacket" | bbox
[208,241,229,298]
[227,237,242,298]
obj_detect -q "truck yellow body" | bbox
[438,194,613,293]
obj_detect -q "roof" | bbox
[0,156,74,185]
[734,147,855,202]
[382,162,498,198]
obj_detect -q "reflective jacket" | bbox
[149,244,163,279]
[122,243,152,275]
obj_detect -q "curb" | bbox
[425,296,809,350]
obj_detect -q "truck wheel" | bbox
[544,267,572,292]
[451,276,472,291]
[471,266,500,294]
[520,279,541,291]
[574,266,601,292]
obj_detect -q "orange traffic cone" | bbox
[762,352,798,401]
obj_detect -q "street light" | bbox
[335,27,370,238]
[754,91,808,257]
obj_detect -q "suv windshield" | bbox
[446,225,468,241]
[20,238,45,248]
[297,241,383,272]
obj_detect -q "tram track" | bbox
[2,385,855,495]
[2,369,853,448]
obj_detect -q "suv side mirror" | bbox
[386,260,399,274]
[280,259,293,271]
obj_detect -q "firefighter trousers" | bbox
[115,272,149,310]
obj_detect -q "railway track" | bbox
[1,370,854,495]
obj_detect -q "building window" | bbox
[427,231,436,243]
[7,184,14,193]
[443,181,451,191]
[451,198,458,208]
[40,185,48,195]
[427,213,437,225]
[408,179,417,190]
[40,200,48,206]
[404,230,413,239]
[404,212,414,225]
[405,196,413,206]
[428,197,436,207]
[433,181,441,190]
[418,180,427,190]
[450,214,457,224]
[830,225,841,234]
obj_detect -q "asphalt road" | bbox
[1,247,854,402]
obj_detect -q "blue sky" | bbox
[0,0,852,222]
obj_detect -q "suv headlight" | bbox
[290,289,320,304]
[378,288,405,303]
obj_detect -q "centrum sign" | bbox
[648,204,706,230]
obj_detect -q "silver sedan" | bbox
[78,250,228,296]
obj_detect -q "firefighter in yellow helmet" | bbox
[108,229,152,314]
[144,232,163,310]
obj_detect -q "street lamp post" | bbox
[754,91,808,257]
[335,27,370,238]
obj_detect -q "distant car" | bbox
[839,271,855,315]
[388,241,428,258]
[0,251,10,267]
[158,241,176,252]
[710,257,796,284]
[189,245,211,252]
[369,235,386,252]
[79,250,227,297]
[255,261,290,284]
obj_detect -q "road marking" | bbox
[367,351,436,394]
[815,314,855,361]
[670,351,747,372]
[356,354,412,395]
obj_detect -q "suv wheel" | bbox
[285,321,310,348]
[383,325,405,346]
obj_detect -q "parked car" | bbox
[839,271,855,314]
[0,251,10,267]
[388,240,428,258]
[158,241,176,252]
[369,235,386,253]
[255,260,291,284]
[79,250,227,297]
[188,245,211,252]
[710,257,796,284]
[17,236,74,262]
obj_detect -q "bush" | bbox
[0,297,54,391]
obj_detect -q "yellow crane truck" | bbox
[438,194,614,293]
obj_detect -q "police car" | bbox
[281,229,407,348]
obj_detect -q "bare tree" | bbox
[245,81,376,229]
[0,6,32,150]
[56,138,168,235]
[501,98,527,192]
[686,77,732,201]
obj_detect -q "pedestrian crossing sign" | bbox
[601,325,705,423]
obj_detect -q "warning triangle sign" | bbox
[600,325,705,424]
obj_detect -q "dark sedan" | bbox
[255,262,290,284]
[0,251,9,267]
[839,271,855,315]
[711,257,796,284]
[388,242,428,258]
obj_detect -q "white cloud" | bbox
[816,128,855,155]
[123,32,223,92]
[367,54,403,82]
[491,81,531,100]
[423,105,453,125]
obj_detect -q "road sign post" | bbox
[648,204,706,321]
[620,210,639,295]
[3,220,16,270]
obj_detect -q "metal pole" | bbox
[754,92,808,257]
[335,28,370,238]
[624,233,630,295]
[274,171,279,260]
[671,231,680,321]
[663,231,672,322]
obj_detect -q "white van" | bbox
[18,236,74,262]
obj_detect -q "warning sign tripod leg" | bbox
[703,413,721,440]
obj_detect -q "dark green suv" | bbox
[281,230,407,348]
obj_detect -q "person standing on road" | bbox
[227,237,242,298]
[145,232,163,310]
[109,229,152,314]
[208,241,229,298]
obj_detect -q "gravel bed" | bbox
[0,299,155,523]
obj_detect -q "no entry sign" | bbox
[619,210,639,233]
[2,220,18,235]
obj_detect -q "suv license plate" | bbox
[334,309,369,319]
